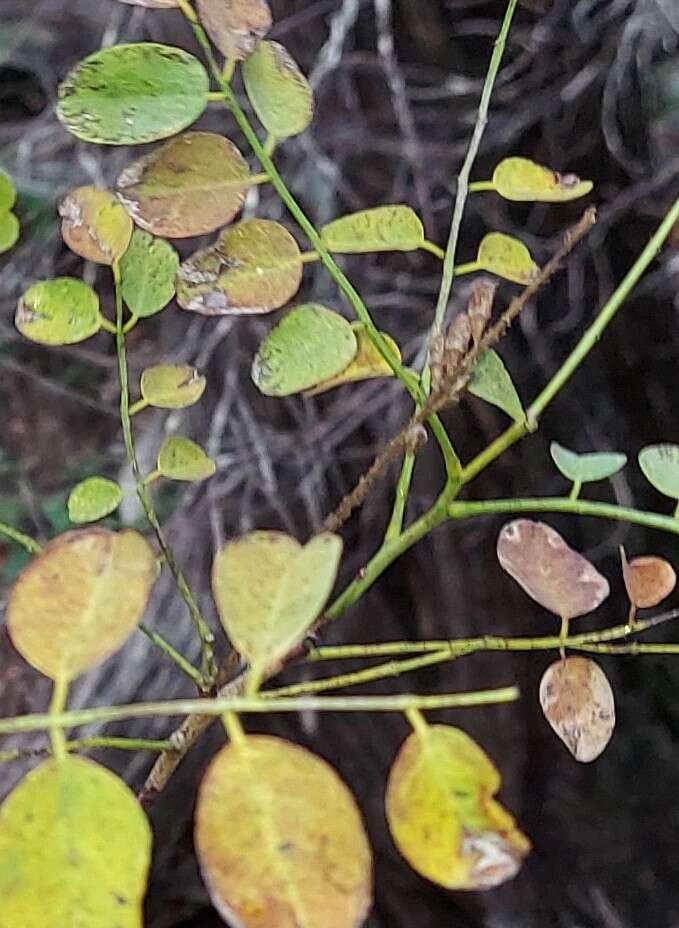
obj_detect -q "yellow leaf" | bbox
[492,157,593,202]
[385,725,530,890]
[195,735,372,928]
[58,186,133,265]
[0,756,152,927]
[6,528,156,682]
[476,232,538,284]
[305,323,399,395]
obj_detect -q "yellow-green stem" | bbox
[0,522,42,555]
[49,678,69,762]
[405,707,430,739]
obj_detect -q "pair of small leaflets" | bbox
[638,444,679,515]
[195,734,372,928]
[385,722,530,890]
[550,441,626,497]
[496,520,615,761]
[176,218,303,315]
[197,0,272,60]
[0,168,20,253]
[472,157,593,202]
[242,40,313,140]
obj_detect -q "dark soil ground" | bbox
[2,1,679,925]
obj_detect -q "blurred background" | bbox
[1,0,679,925]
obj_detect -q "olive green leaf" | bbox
[176,219,303,315]
[0,167,17,212]
[476,232,538,284]
[469,349,524,423]
[196,0,272,60]
[550,442,627,484]
[0,756,152,927]
[305,323,399,394]
[57,43,209,145]
[6,528,156,682]
[58,186,133,265]
[68,477,122,524]
[212,530,342,670]
[140,364,206,409]
[320,205,424,253]
[492,157,593,202]
[252,304,358,396]
[195,735,372,928]
[16,278,101,346]
[0,211,19,253]
[119,231,179,317]
[116,132,252,238]
[157,436,216,481]
[242,40,313,138]
[638,444,679,500]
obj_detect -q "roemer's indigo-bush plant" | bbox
[1,0,679,924]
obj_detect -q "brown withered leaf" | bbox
[196,0,272,60]
[497,519,610,619]
[539,656,615,762]
[620,546,677,609]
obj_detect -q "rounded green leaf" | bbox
[550,442,627,484]
[15,278,101,346]
[157,436,216,481]
[141,364,206,409]
[638,444,679,500]
[195,736,372,928]
[0,167,17,211]
[0,756,152,927]
[242,40,313,138]
[252,304,358,396]
[306,323,399,394]
[320,206,424,253]
[196,0,272,60]
[68,477,122,524]
[6,528,157,682]
[476,232,538,284]
[0,211,19,253]
[176,218,303,315]
[385,725,530,890]
[492,157,593,203]
[119,230,179,317]
[469,349,524,423]
[212,530,342,668]
[58,186,133,265]
[57,43,209,145]
[116,132,251,238]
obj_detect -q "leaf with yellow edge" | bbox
[476,232,538,284]
[176,218,302,315]
[492,157,593,202]
[196,0,272,60]
[0,755,152,928]
[157,436,216,481]
[15,278,101,346]
[385,725,530,890]
[306,323,398,394]
[212,530,342,670]
[6,528,156,682]
[242,40,313,138]
[195,735,372,928]
[141,364,206,409]
[68,476,122,524]
[58,186,133,265]
[320,205,424,253]
[116,132,252,238]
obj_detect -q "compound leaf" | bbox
[157,436,216,481]
[0,755,151,927]
[476,232,538,284]
[320,206,424,253]
[196,0,272,59]
[252,304,358,396]
[469,349,524,423]
[385,725,530,890]
[58,186,133,265]
[119,230,179,317]
[6,528,156,682]
[492,157,593,202]
[68,477,122,524]
[638,444,679,500]
[57,43,209,145]
[116,132,251,238]
[550,442,627,484]
[16,278,101,345]
[306,323,398,394]
[242,40,313,138]
[141,364,206,409]
[195,735,372,928]
[212,530,342,669]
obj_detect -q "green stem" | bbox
[223,56,236,83]
[674,500,679,520]
[0,687,520,736]
[263,133,277,158]
[222,711,246,745]
[122,314,139,335]
[420,240,446,260]
[49,678,69,761]
[98,314,117,335]
[0,522,42,555]
[68,736,174,753]
[569,480,582,501]
[138,623,204,687]
[468,180,496,193]
[128,398,149,417]
[405,707,430,738]
[112,261,216,690]
[143,469,162,486]
[249,172,272,186]
[299,250,321,263]
[452,261,481,276]
[384,452,416,541]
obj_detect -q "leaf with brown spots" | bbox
[59,186,133,265]
[620,546,676,609]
